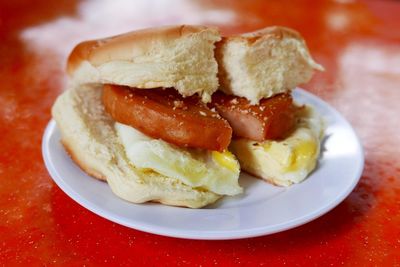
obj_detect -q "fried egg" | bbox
[115,122,243,196]
[229,106,324,186]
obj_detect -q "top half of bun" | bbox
[216,26,324,104]
[67,25,221,102]
[65,25,322,104]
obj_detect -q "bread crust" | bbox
[230,26,303,44]
[67,25,217,74]
[61,139,107,181]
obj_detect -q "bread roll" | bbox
[67,25,221,102]
[216,26,324,104]
[51,84,220,208]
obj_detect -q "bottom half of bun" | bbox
[51,84,220,208]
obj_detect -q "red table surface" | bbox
[1,0,400,266]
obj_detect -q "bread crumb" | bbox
[230,98,238,104]
[173,100,184,109]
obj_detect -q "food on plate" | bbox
[52,25,242,209]
[213,26,324,186]
[51,24,324,209]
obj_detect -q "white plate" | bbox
[42,88,364,240]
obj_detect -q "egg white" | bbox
[115,122,243,196]
[229,105,324,186]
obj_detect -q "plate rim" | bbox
[42,88,364,240]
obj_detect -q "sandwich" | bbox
[52,25,242,209]
[51,25,324,209]
[211,26,324,186]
